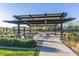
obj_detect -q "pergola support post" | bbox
[45,13,47,35]
[23,27,25,35]
[54,24,57,35]
[29,25,32,38]
[17,23,20,38]
[6,27,8,33]
[35,24,37,34]
[60,22,63,39]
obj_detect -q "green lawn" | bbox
[0,48,39,56]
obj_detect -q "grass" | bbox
[0,48,39,56]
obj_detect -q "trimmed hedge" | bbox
[0,38,37,48]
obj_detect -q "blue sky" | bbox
[0,3,79,27]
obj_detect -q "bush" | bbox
[0,38,37,48]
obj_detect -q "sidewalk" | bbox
[39,36,77,56]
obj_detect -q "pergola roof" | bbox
[4,18,75,24]
[3,12,75,25]
[13,12,68,19]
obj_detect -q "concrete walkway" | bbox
[39,35,77,56]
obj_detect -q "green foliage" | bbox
[0,38,37,48]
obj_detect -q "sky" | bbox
[0,3,79,27]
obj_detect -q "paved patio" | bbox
[39,35,77,56]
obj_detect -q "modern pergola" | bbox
[4,12,75,38]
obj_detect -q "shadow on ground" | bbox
[39,45,66,54]
[37,40,61,44]
[40,45,60,52]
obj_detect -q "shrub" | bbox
[0,38,37,48]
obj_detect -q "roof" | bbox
[13,12,67,20]
[4,18,75,24]
[3,12,75,25]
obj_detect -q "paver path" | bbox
[39,35,77,56]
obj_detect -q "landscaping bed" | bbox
[61,33,79,55]
[61,40,78,55]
